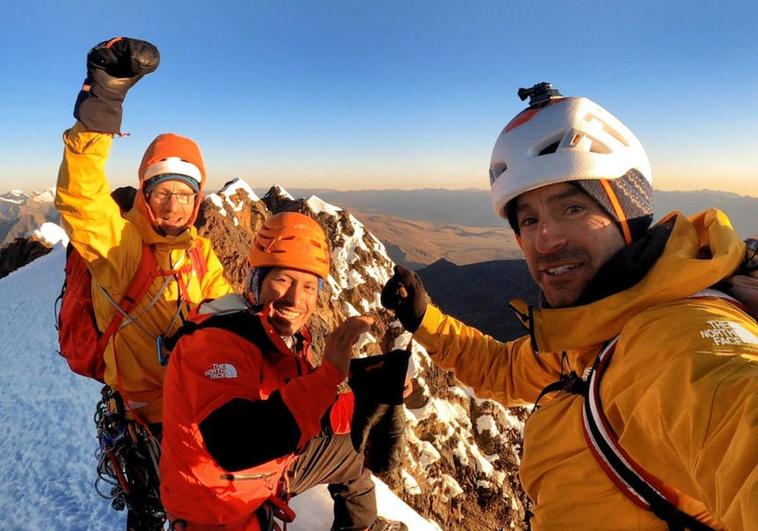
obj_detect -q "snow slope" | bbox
[0,245,437,530]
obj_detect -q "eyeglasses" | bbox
[150,191,197,206]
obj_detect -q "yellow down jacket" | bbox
[56,123,232,423]
[414,210,757,530]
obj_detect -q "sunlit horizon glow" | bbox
[2,1,756,197]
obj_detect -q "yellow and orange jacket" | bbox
[413,210,757,530]
[56,123,232,423]
[160,295,351,527]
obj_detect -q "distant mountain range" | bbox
[348,209,521,269]
[281,188,758,238]
[4,186,755,271]
[0,188,57,247]
[267,188,754,270]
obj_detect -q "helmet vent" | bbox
[534,133,563,157]
[602,123,629,147]
[489,163,507,185]
[538,141,560,156]
[589,138,611,154]
[584,112,630,147]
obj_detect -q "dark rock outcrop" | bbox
[0,238,52,279]
[418,258,539,342]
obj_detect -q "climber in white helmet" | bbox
[382,83,758,530]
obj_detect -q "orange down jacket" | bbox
[413,210,757,530]
[55,123,232,423]
[160,294,353,528]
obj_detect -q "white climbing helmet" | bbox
[489,86,652,219]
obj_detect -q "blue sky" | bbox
[1,0,757,195]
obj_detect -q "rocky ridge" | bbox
[199,179,529,530]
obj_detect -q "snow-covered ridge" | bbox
[30,187,56,203]
[0,197,25,205]
[206,178,260,218]
[306,195,342,216]
[30,222,68,249]
[0,189,31,204]
[0,187,54,205]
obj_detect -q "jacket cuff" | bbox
[63,122,113,156]
[413,303,444,347]
[279,360,342,447]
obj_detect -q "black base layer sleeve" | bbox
[199,392,301,472]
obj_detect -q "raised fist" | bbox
[380,265,428,333]
[74,37,160,134]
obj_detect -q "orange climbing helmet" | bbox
[248,212,330,280]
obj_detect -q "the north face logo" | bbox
[700,320,758,346]
[204,363,239,379]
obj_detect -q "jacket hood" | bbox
[527,209,746,353]
[135,133,207,229]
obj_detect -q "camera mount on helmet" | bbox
[517,82,563,108]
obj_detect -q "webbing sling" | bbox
[582,338,713,531]
[97,242,158,354]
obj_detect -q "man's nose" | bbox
[282,283,302,306]
[534,219,567,254]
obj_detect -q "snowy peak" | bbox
[0,190,31,217]
[29,187,56,204]
[305,195,342,216]
[206,178,261,219]
[0,189,31,205]
[269,184,294,200]
[217,178,259,203]
[0,187,54,207]
[31,222,68,249]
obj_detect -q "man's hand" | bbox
[74,37,160,134]
[324,316,374,377]
[381,265,428,332]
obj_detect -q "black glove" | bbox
[73,37,160,134]
[349,349,411,406]
[380,265,428,332]
[348,349,410,469]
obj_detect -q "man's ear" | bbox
[245,291,257,305]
